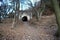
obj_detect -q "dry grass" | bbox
[0,14,59,40]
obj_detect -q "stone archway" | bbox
[22,16,28,22]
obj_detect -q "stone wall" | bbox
[19,11,32,21]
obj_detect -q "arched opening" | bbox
[22,16,28,22]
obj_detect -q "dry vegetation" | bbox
[0,14,59,40]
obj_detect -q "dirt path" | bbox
[14,22,41,40]
[0,15,58,40]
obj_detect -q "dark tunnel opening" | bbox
[22,16,28,22]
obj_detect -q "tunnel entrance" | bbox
[22,16,28,22]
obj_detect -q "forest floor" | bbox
[0,14,59,40]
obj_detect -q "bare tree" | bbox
[11,0,20,28]
[25,0,45,21]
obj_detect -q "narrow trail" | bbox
[0,15,58,40]
[14,22,41,40]
[13,21,57,40]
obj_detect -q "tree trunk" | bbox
[0,12,1,23]
[52,0,60,37]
